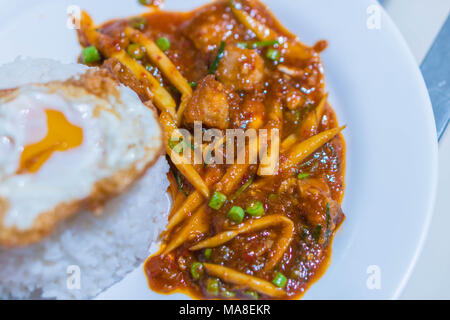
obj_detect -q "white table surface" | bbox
[402,128,450,299]
[381,0,450,299]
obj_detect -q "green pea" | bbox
[272,272,288,288]
[82,46,100,64]
[227,206,244,223]
[127,43,145,60]
[190,262,204,280]
[156,37,171,51]
[245,201,265,217]
[208,191,227,210]
[266,48,280,61]
[206,278,219,296]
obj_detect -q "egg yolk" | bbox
[18,109,83,174]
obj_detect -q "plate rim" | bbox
[375,3,438,299]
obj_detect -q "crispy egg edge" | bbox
[0,70,164,247]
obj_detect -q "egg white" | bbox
[0,75,162,231]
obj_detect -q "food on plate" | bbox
[76,0,346,300]
[55,0,348,301]
[0,58,169,299]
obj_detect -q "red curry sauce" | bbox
[81,0,346,300]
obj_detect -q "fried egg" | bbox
[0,67,163,247]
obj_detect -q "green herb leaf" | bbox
[326,202,331,229]
[231,176,254,200]
[266,48,280,61]
[297,172,311,180]
[324,202,332,242]
[208,41,226,74]
[130,17,147,30]
[204,248,212,260]
[174,170,188,197]
[237,40,279,49]
[313,224,322,242]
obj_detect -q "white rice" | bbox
[0,58,170,299]
[0,57,90,88]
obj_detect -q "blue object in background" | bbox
[420,15,450,141]
[379,0,449,140]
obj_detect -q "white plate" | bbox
[0,0,438,299]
